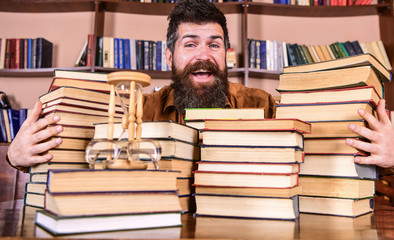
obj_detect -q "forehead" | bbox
[177,22,224,41]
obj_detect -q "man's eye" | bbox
[210,44,220,48]
[185,43,195,48]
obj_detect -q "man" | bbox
[6,0,276,171]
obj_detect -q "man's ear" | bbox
[165,48,173,71]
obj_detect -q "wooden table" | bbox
[2,199,394,239]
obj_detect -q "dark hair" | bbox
[166,0,230,53]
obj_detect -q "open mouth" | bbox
[191,69,212,79]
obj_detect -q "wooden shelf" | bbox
[0,0,95,13]
[0,67,91,77]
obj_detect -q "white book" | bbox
[377,40,392,70]
[161,41,168,71]
[129,39,137,70]
[75,38,88,66]
[282,41,289,68]
[0,38,5,69]
[109,37,114,68]
[102,37,111,68]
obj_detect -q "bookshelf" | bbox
[0,0,393,107]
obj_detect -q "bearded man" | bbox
[6,0,276,171]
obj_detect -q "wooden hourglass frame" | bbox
[106,71,151,169]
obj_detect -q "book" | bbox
[299,176,375,198]
[184,108,265,121]
[300,154,378,179]
[282,53,391,83]
[42,149,86,163]
[35,224,182,239]
[376,40,392,70]
[35,37,53,68]
[41,110,119,127]
[194,194,299,220]
[196,162,300,174]
[35,210,182,235]
[29,162,89,174]
[193,171,299,188]
[0,109,8,142]
[52,69,108,81]
[276,101,375,122]
[49,78,111,93]
[7,108,20,140]
[49,137,92,150]
[278,65,384,98]
[93,121,199,144]
[299,196,374,217]
[51,125,95,139]
[30,173,49,183]
[44,190,182,217]
[201,130,304,148]
[194,185,302,198]
[279,86,381,105]
[41,103,122,118]
[39,86,116,105]
[147,158,196,178]
[2,109,11,142]
[203,118,311,133]
[26,182,46,194]
[306,120,367,138]
[201,145,304,163]
[195,215,297,239]
[304,138,365,154]
[24,192,44,208]
[46,169,179,193]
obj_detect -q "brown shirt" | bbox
[7,82,276,173]
[143,82,276,123]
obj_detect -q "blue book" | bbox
[260,40,267,70]
[156,40,162,71]
[119,38,124,69]
[27,38,32,69]
[123,39,131,69]
[19,108,28,129]
[7,108,20,140]
[114,38,119,68]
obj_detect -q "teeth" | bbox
[194,69,207,73]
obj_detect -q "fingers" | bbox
[345,138,375,153]
[29,114,61,135]
[353,155,381,166]
[29,138,63,164]
[31,124,63,145]
[376,99,391,125]
[357,108,381,131]
[348,123,378,142]
[22,100,42,127]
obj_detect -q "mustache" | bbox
[181,60,222,77]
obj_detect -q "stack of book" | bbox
[276,53,392,217]
[192,117,311,220]
[24,70,117,212]
[34,169,183,236]
[0,37,53,69]
[92,120,200,213]
[248,39,392,72]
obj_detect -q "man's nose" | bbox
[195,45,210,61]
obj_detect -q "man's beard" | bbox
[170,60,229,116]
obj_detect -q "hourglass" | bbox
[86,71,161,170]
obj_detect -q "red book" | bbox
[14,38,20,69]
[86,34,94,67]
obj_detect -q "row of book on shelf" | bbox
[77,34,237,70]
[271,0,373,6]
[20,53,392,236]
[0,107,28,142]
[0,38,53,69]
[248,39,392,72]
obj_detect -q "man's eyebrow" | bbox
[181,34,224,41]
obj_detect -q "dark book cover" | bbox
[123,39,130,69]
[339,42,350,57]
[114,38,119,68]
[343,41,357,56]
[329,43,340,59]
[291,44,304,65]
[119,38,124,69]
[296,44,308,64]
[19,38,25,69]
[136,40,144,70]
[350,40,364,55]
[286,43,297,66]
[301,44,314,64]
[156,40,162,71]
[96,36,103,67]
[152,41,157,71]
[19,108,28,128]
[35,37,53,68]
[27,38,32,69]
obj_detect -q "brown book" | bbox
[279,86,380,105]
[304,137,364,154]
[41,110,120,127]
[196,161,300,174]
[195,185,302,198]
[52,125,95,139]
[307,120,367,138]
[146,158,196,178]
[299,176,375,199]
[46,169,179,193]
[276,101,375,122]
[299,196,373,217]
[49,77,111,93]
[282,53,391,83]
[44,191,182,217]
[45,149,86,163]
[201,146,304,163]
[41,103,122,118]
[278,65,384,98]
[203,118,311,133]
[314,45,326,62]
[29,162,89,174]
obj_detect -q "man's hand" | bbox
[7,101,64,168]
[345,99,394,168]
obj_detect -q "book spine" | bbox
[156,40,162,71]
[96,36,103,67]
